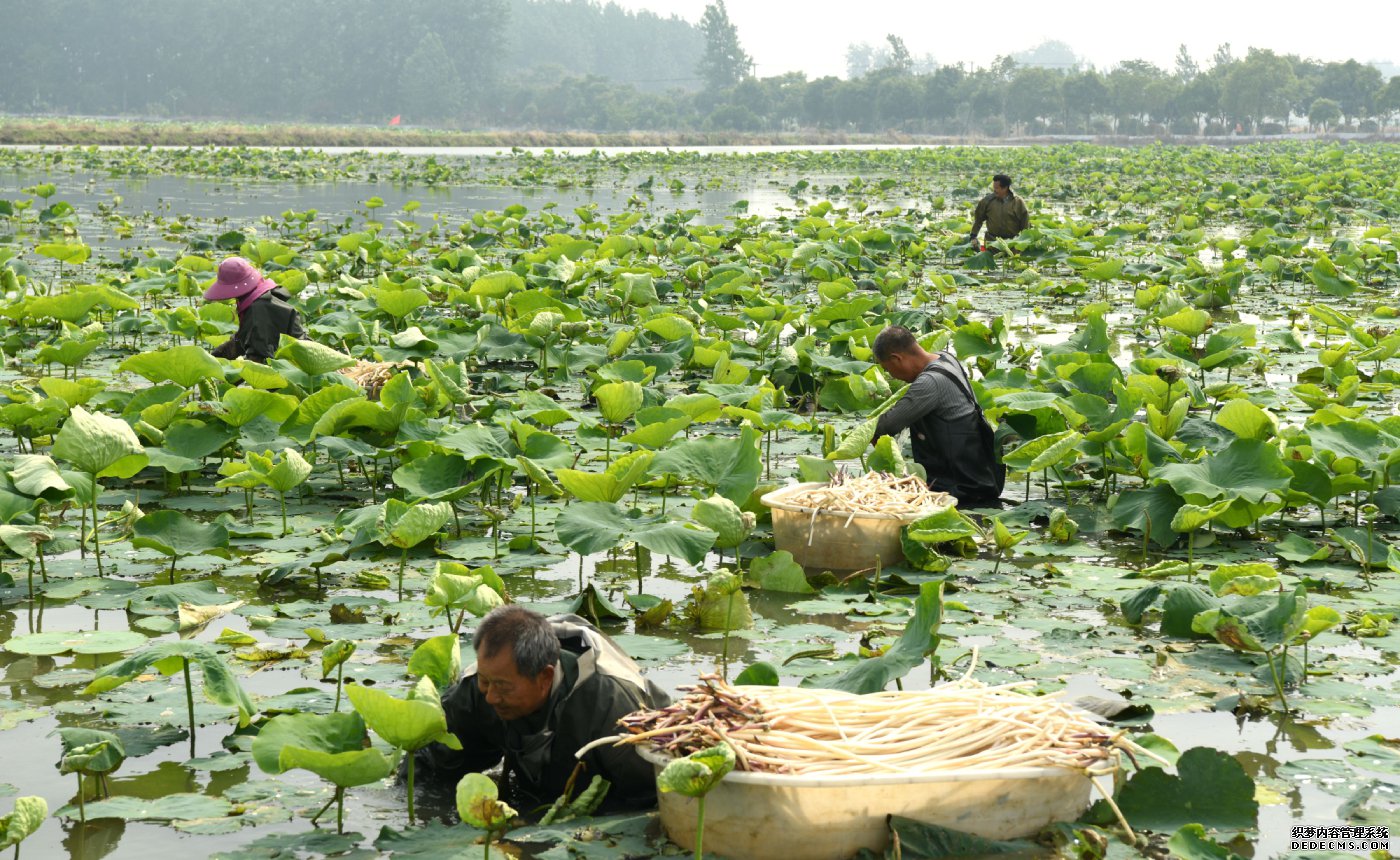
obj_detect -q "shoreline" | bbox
[3,116,1397,149]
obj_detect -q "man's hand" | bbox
[211,339,237,359]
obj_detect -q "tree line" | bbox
[2,0,1397,136]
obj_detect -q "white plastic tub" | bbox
[640,747,1094,860]
[761,481,951,572]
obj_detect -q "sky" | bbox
[606,0,1399,79]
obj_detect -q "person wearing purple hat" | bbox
[204,257,306,363]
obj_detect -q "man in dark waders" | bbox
[968,173,1030,250]
[871,326,1005,507]
[410,606,670,814]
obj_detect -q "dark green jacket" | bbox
[215,288,306,363]
[970,192,1030,241]
[413,616,670,813]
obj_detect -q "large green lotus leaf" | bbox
[378,499,452,549]
[437,423,516,462]
[1107,747,1257,831]
[424,359,472,405]
[691,495,751,548]
[8,454,72,500]
[905,508,979,544]
[619,413,690,449]
[319,640,356,679]
[375,287,429,319]
[1213,400,1274,442]
[37,376,105,408]
[218,388,297,428]
[312,399,402,440]
[553,502,716,566]
[1002,430,1083,472]
[865,434,908,476]
[1299,606,1342,641]
[0,796,46,848]
[1158,307,1212,338]
[642,314,696,341]
[52,406,148,478]
[1308,254,1357,297]
[163,420,238,460]
[1152,439,1292,504]
[1307,420,1394,470]
[1191,585,1308,653]
[747,551,815,594]
[249,449,312,493]
[83,640,255,726]
[0,523,51,560]
[280,745,395,789]
[664,393,724,423]
[1169,499,1233,533]
[657,744,735,798]
[58,793,231,823]
[516,457,563,497]
[557,450,654,503]
[238,361,289,390]
[393,453,474,502]
[514,426,573,469]
[1109,484,1185,548]
[54,727,126,776]
[407,634,464,693]
[650,425,763,505]
[814,581,944,694]
[119,345,223,388]
[456,772,517,829]
[1207,563,1278,597]
[469,270,525,298]
[132,510,230,559]
[1160,586,1218,639]
[594,381,644,425]
[276,338,355,376]
[253,711,391,787]
[347,676,461,752]
[281,385,362,442]
[6,629,147,656]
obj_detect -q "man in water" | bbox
[412,606,669,812]
[967,173,1030,249]
[870,326,1004,507]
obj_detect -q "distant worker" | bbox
[204,256,306,363]
[870,326,1005,507]
[967,173,1030,248]
[412,606,670,813]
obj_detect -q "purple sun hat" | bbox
[203,257,273,301]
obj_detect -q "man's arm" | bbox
[406,676,503,784]
[968,197,987,243]
[873,372,939,441]
[1016,198,1030,233]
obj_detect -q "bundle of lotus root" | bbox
[342,360,408,401]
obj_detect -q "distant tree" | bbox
[1011,40,1080,70]
[1180,72,1223,131]
[1064,68,1109,131]
[1223,49,1298,132]
[697,0,751,90]
[1316,59,1384,123]
[397,32,464,125]
[1006,66,1063,133]
[1174,44,1199,82]
[1378,76,1400,130]
[1107,60,1166,130]
[846,42,876,79]
[1308,97,1342,131]
[1211,43,1234,70]
[885,35,913,75]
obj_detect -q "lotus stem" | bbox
[169,555,178,585]
[310,790,337,828]
[406,753,416,823]
[398,549,408,601]
[337,786,345,834]
[279,492,289,536]
[90,480,103,576]
[1264,650,1289,712]
[183,657,197,757]
[76,773,85,823]
[335,663,344,712]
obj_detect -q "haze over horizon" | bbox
[607,0,1399,80]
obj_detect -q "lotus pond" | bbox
[1,142,1399,860]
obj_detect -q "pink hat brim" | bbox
[203,273,271,301]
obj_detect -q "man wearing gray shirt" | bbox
[871,326,1004,507]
